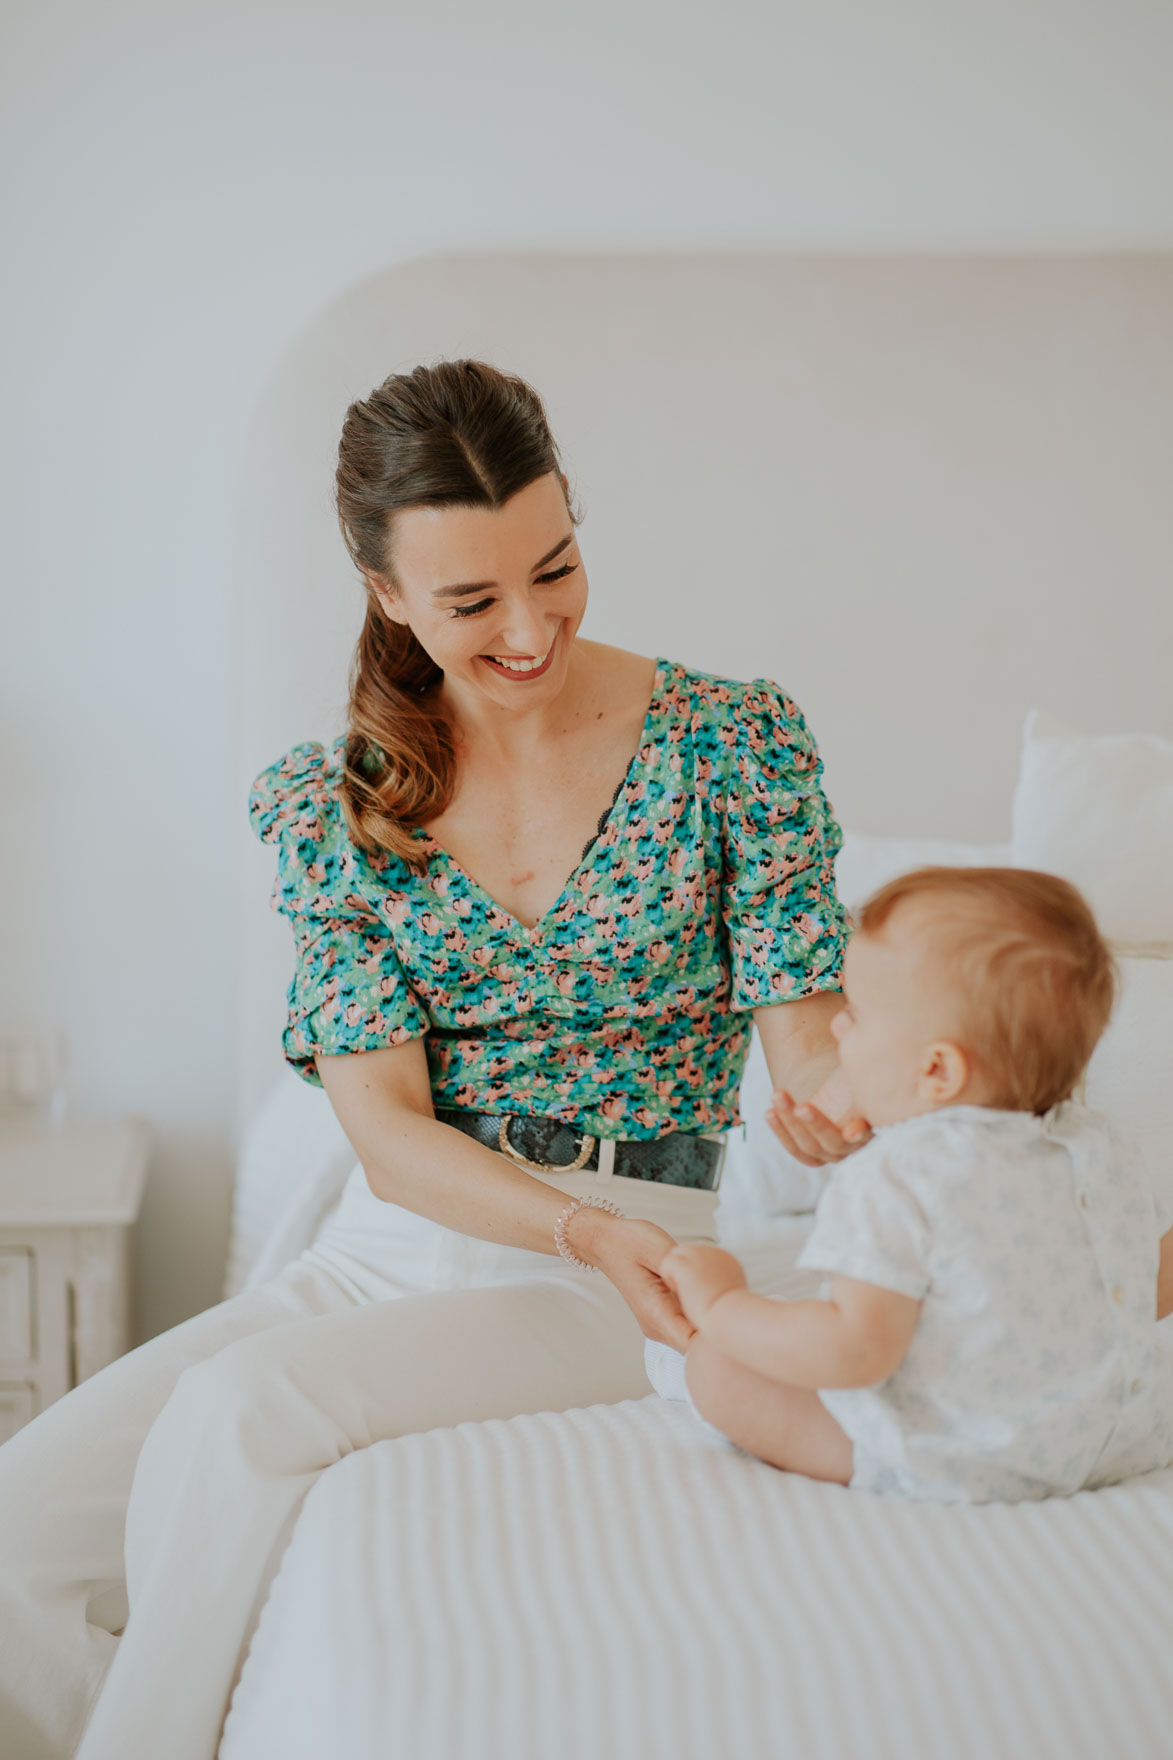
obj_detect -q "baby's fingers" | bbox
[645,1281,696,1351]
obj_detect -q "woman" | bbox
[0,360,860,1760]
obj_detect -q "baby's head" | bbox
[831,867,1116,1128]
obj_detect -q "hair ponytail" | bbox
[334,359,572,865]
[339,605,451,864]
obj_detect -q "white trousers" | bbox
[0,1161,719,1760]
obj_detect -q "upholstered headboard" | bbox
[234,252,1173,1124]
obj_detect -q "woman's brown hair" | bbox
[335,359,574,863]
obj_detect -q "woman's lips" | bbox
[479,640,557,681]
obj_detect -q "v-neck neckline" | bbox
[413,657,669,939]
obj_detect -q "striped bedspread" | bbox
[220,1393,1173,1760]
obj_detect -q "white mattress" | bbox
[220,1392,1173,1760]
[218,815,1168,1759]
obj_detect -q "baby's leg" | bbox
[643,1338,728,1440]
[686,1335,854,1484]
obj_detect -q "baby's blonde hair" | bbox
[856,867,1116,1115]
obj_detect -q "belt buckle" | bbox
[497,1116,597,1175]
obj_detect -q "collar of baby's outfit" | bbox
[871,1103,1059,1139]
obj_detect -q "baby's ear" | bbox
[920,1040,970,1106]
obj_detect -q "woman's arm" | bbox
[753,995,871,1165]
[316,1039,695,1348]
[662,1243,920,1389]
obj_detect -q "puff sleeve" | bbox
[720,680,849,1009]
[248,742,429,1086]
[797,1144,932,1300]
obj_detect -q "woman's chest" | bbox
[422,733,651,931]
[423,795,599,930]
[393,770,713,999]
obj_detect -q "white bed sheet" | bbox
[221,1398,1173,1760]
[220,1218,1173,1760]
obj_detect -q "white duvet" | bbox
[220,1388,1173,1760]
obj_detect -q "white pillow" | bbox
[718,831,1011,1228]
[835,831,1013,917]
[224,1071,357,1297]
[1010,709,1173,1227]
[1085,957,1173,1224]
[1011,709,1173,947]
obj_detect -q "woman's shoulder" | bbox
[658,658,820,769]
[248,736,422,911]
[248,738,347,846]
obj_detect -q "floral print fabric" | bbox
[248,658,848,1139]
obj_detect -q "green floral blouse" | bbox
[248,658,848,1139]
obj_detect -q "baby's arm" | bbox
[659,1245,919,1479]
[661,1244,920,1389]
[1158,1228,1173,1321]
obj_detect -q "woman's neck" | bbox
[440,639,601,766]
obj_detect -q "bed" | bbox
[218,714,1173,1759]
[220,1395,1173,1759]
[220,254,1173,1757]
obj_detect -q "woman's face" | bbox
[374,472,588,713]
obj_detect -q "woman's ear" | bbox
[367,574,407,626]
[918,1040,971,1106]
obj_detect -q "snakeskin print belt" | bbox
[434,1108,725,1191]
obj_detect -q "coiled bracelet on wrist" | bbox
[553,1196,626,1271]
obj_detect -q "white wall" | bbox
[236,249,1173,1131]
[3,0,1173,1341]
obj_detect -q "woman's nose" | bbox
[499,604,556,656]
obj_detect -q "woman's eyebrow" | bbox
[432,533,574,600]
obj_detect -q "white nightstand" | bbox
[0,1115,150,1442]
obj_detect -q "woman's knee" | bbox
[147,1326,351,1476]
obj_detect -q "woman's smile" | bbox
[479,640,557,680]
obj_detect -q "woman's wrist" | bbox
[562,1201,628,1269]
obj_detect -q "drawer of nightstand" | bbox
[0,1248,35,1364]
[0,1382,36,1443]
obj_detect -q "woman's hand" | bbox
[567,1211,695,1350]
[766,1063,871,1167]
[660,1244,748,1328]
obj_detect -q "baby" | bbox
[649,866,1173,1503]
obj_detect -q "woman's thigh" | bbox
[147,1268,650,1472]
[121,1274,651,1615]
[0,1257,361,1624]
[0,1259,366,1760]
[64,1276,649,1760]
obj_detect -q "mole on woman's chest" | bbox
[510,870,536,887]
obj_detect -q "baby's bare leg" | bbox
[686,1336,854,1484]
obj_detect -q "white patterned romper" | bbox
[797,1102,1173,1503]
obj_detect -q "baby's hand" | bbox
[660,1245,748,1325]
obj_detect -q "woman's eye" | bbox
[450,563,576,618]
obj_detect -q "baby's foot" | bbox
[644,1338,690,1401]
[644,1338,731,1442]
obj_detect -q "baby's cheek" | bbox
[840,1041,886,1116]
